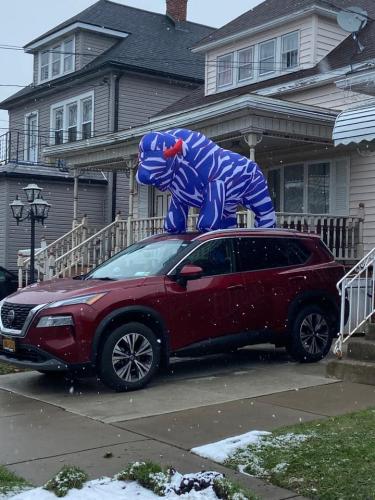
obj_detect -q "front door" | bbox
[26,114,38,163]
[165,237,245,350]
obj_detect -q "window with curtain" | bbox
[53,107,64,145]
[50,93,93,145]
[217,53,234,87]
[67,103,78,142]
[238,46,254,81]
[282,32,299,70]
[81,98,93,139]
[39,36,74,82]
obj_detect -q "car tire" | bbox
[286,305,333,363]
[98,322,161,392]
[37,370,68,378]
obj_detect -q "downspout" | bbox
[110,73,121,221]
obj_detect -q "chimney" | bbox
[166,0,188,22]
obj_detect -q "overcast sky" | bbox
[0,0,262,127]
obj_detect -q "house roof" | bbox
[157,7,375,118]
[193,0,374,50]
[0,0,213,108]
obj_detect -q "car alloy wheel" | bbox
[299,313,330,355]
[112,332,154,382]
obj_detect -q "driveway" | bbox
[0,346,335,423]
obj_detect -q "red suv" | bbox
[0,229,343,391]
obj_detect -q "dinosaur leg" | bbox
[197,180,226,232]
[220,205,237,229]
[243,167,276,228]
[164,196,189,233]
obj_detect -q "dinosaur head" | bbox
[136,131,184,192]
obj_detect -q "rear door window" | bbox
[183,238,237,276]
[238,237,311,271]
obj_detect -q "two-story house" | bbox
[43,0,375,268]
[0,0,213,272]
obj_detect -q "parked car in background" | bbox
[0,267,18,301]
[0,229,344,391]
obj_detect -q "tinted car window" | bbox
[238,237,310,271]
[183,238,236,276]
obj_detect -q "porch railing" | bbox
[0,131,51,165]
[17,211,364,283]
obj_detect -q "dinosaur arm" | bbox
[164,196,189,233]
[197,180,226,232]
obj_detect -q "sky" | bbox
[0,0,262,127]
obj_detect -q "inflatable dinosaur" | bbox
[136,128,276,233]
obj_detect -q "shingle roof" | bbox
[1,0,213,108]
[193,0,375,49]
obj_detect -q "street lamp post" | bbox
[9,184,51,284]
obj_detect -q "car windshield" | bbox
[87,239,191,280]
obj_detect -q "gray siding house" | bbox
[0,0,212,271]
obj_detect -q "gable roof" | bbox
[193,0,375,50]
[1,0,213,108]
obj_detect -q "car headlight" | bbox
[46,293,107,309]
[37,316,74,328]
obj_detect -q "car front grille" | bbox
[0,302,37,331]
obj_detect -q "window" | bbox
[40,51,49,81]
[282,32,298,70]
[50,93,94,145]
[183,239,236,277]
[25,112,38,163]
[238,237,310,271]
[53,107,64,145]
[267,159,349,215]
[217,53,233,88]
[81,98,93,139]
[238,47,254,81]
[39,37,74,83]
[259,39,276,75]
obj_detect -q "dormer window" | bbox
[39,36,75,83]
[238,46,254,82]
[282,31,298,70]
[217,53,234,88]
[259,39,276,75]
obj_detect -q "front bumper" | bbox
[0,344,69,371]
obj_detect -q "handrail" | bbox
[334,247,375,358]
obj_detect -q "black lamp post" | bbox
[10,184,51,284]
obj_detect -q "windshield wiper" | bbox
[87,276,117,281]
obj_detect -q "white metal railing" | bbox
[21,211,364,282]
[334,247,375,358]
[17,216,94,287]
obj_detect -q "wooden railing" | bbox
[17,211,364,283]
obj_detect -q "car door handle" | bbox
[226,284,245,290]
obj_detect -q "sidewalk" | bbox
[1,380,375,499]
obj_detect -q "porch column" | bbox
[244,132,262,162]
[73,167,80,228]
[125,157,137,247]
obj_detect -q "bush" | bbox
[44,465,88,497]
[213,477,259,500]
[117,461,170,496]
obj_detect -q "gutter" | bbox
[43,93,338,159]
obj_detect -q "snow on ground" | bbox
[2,477,219,500]
[191,430,271,463]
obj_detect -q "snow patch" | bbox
[191,430,270,463]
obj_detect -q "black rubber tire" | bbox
[98,322,161,392]
[286,305,333,363]
[37,370,68,377]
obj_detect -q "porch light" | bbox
[31,195,51,221]
[9,195,25,223]
[23,183,42,203]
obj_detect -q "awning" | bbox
[333,103,375,146]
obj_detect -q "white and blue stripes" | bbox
[136,128,276,233]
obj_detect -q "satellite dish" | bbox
[337,7,368,33]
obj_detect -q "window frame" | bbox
[238,45,254,82]
[281,31,299,71]
[49,91,94,145]
[259,38,277,76]
[24,111,39,163]
[217,52,234,89]
[38,35,75,84]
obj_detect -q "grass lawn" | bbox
[226,408,375,499]
[0,362,23,375]
[0,465,29,495]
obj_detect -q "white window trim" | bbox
[215,30,300,92]
[238,45,255,83]
[268,158,349,216]
[281,31,300,72]
[24,111,39,163]
[38,35,75,85]
[50,91,94,145]
[259,38,277,76]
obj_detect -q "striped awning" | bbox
[333,103,375,146]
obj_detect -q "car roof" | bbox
[142,228,320,243]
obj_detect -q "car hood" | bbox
[2,277,147,306]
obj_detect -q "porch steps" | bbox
[327,323,375,385]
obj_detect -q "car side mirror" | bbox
[178,264,203,284]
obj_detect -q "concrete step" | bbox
[326,358,375,385]
[347,337,375,362]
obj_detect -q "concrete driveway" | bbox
[0,346,335,423]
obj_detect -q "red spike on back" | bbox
[163,138,183,159]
